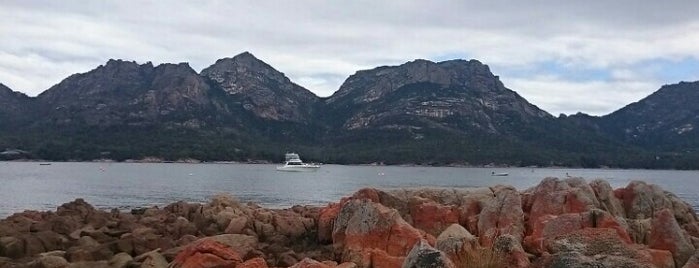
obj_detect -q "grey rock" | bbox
[589,179,625,217]
[66,260,110,268]
[134,250,167,268]
[544,252,605,268]
[402,239,454,268]
[28,255,69,268]
[435,223,476,257]
[0,236,24,259]
[108,252,133,268]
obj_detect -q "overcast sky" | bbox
[2,1,699,116]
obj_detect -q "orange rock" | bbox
[649,208,695,267]
[563,190,593,214]
[341,248,372,268]
[385,222,432,257]
[318,202,341,244]
[616,181,696,226]
[684,251,699,268]
[457,200,481,234]
[343,203,426,256]
[641,249,674,268]
[370,249,405,268]
[617,181,664,220]
[581,209,632,244]
[524,178,599,233]
[523,213,581,254]
[477,186,524,246]
[352,188,381,203]
[333,199,433,267]
[224,216,248,234]
[237,257,269,268]
[289,257,333,268]
[171,239,242,268]
[409,199,460,237]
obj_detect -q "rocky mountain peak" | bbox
[37,59,156,104]
[101,59,154,73]
[607,81,699,121]
[201,52,292,93]
[601,81,699,146]
[0,83,30,103]
[31,59,215,127]
[153,62,196,75]
[231,51,260,63]
[324,57,550,133]
[438,59,498,82]
[0,83,33,127]
[0,83,14,96]
[327,58,505,105]
[201,52,319,122]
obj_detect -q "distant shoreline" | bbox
[2,159,695,170]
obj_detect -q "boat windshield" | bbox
[285,153,301,162]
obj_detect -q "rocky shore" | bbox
[1,177,699,268]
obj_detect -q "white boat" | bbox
[491,171,509,176]
[276,153,320,172]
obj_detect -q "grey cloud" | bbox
[1,0,699,115]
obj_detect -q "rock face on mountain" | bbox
[601,81,699,150]
[320,59,605,165]
[325,59,551,133]
[35,60,216,127]
[201,52,320,123]
[0,83,33,128]
[1,53,699,166]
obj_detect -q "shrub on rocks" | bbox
[289,257,333,268]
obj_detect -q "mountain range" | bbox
[1,52,697,168]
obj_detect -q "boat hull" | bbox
[276,165,321,172]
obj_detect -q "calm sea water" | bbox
[1,162,698,218]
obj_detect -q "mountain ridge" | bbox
[0,53,697,168]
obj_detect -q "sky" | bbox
[2,1,699,116]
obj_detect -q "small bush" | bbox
[455,246,506,268]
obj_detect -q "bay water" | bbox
[1,162,698,218]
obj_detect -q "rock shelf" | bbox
[1,177,698,267]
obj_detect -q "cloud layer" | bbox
[2,1,699,115]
